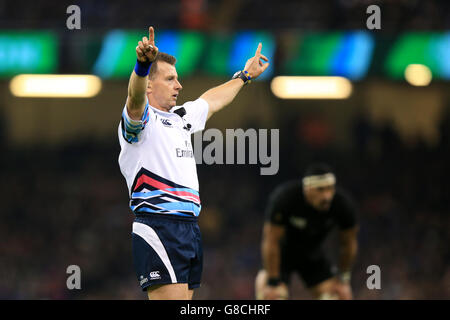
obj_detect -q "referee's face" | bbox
[148,62,183,111]
[304,184,336,211]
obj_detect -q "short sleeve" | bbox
[334,191,358,230]
[179,98,209,133]
[120,103,150,143]
[264,184,290,226]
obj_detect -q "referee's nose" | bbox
[175,79,182,91]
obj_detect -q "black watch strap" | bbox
[232,70,251,84]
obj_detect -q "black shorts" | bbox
[280,250,336,288]
[131,214,203,291]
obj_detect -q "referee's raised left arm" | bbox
[200,43,269,120]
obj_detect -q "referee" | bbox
[255,163,359,300]
[118,26,269,300]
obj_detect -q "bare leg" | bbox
[147,283,191,300]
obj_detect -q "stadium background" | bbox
[0,0,449,299]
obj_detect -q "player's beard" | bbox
[319,200,331,211]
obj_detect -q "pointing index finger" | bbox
[149,26,155,45]
[255,42,262,56]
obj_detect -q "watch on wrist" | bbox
[232,70,251,84]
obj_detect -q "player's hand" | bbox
[333,282,353,300]
[136,26,159,63]
[244,43,269,80]
[262,284,288,300]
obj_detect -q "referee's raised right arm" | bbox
[126,26,159,121]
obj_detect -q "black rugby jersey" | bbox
[265,180,357,254]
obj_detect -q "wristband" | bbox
[267,277,281,286]
[243,70,251,81]
[134,59,152,77]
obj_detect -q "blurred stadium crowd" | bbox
[0,0,449,31]
[0,106,448,299]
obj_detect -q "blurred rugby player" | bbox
[256,163,358,300]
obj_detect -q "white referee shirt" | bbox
[118,98,209,217]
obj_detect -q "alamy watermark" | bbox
[191,128,279,176]
[66,265,81,290]
[67,4,380,31]
[66,5,81,30]
[366,5,381,30]
[366,265,381,289]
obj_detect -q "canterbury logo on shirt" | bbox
[160,118,172,127]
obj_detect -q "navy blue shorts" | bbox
[131,214,203,291]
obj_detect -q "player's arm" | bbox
[126,26,159,120]
[337,226,359,282]
[261,222,285,282]
[200,43,269,120]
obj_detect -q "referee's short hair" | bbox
[149,52,177,79]
[303,163,334,177]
